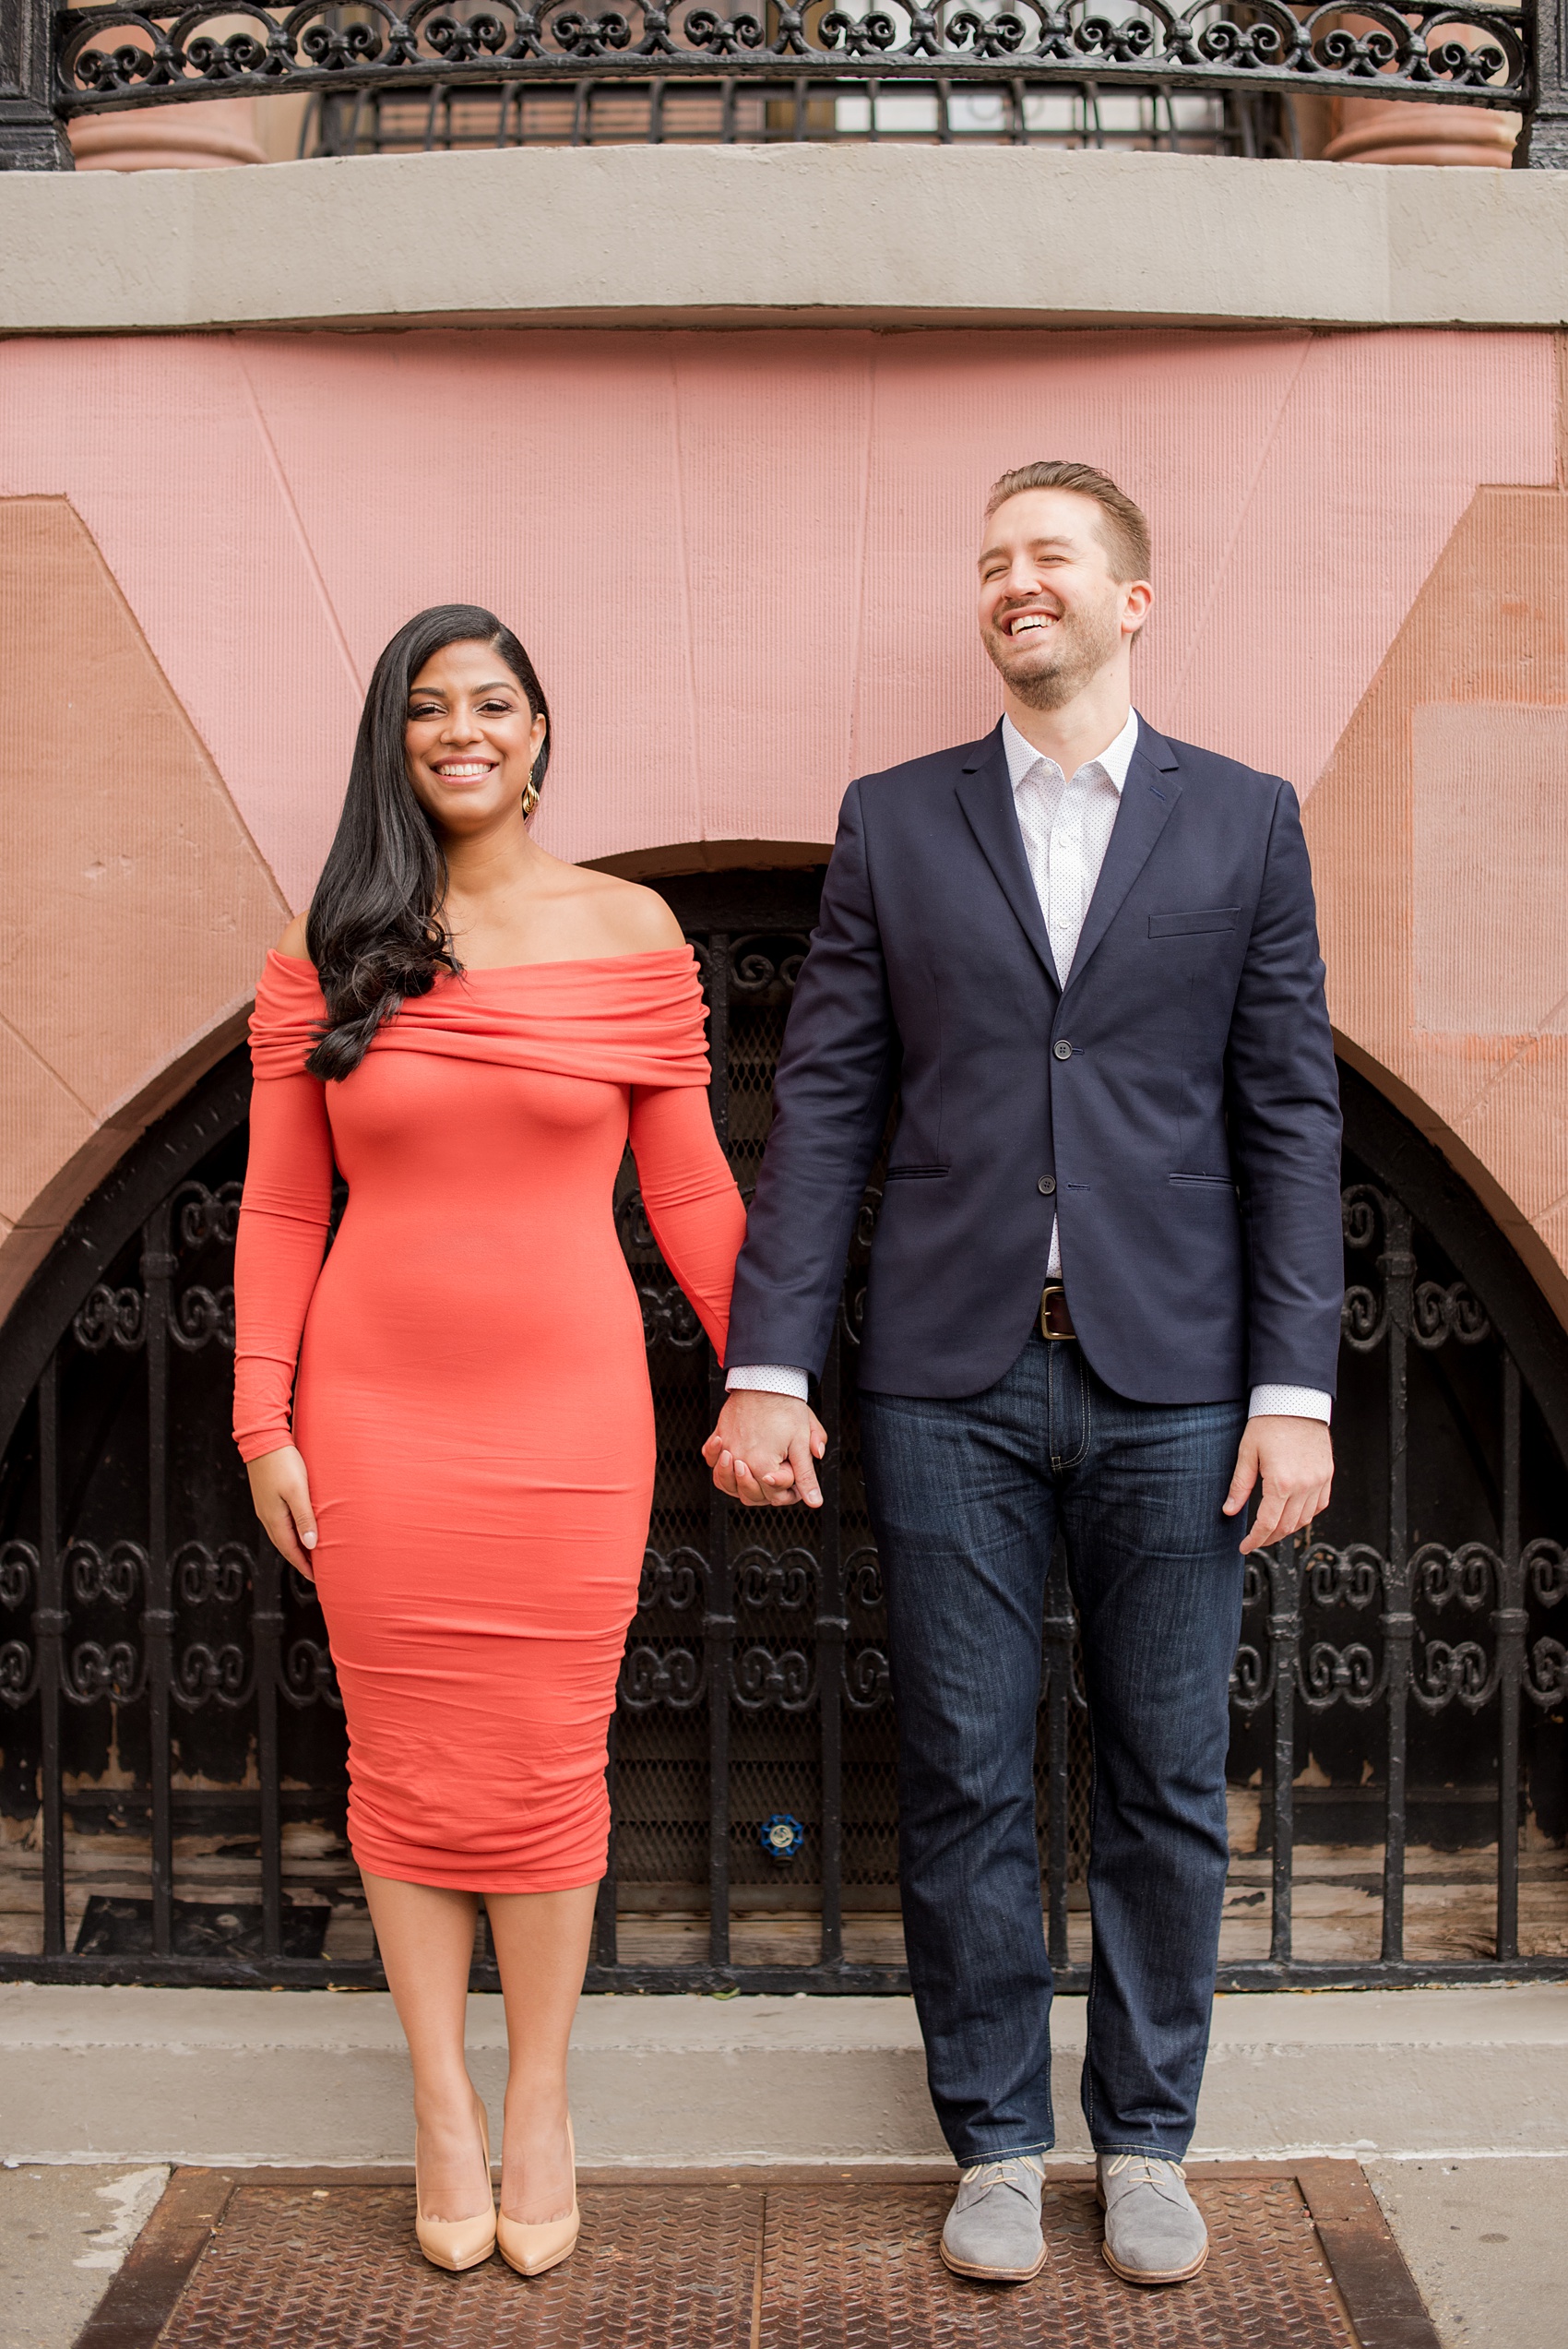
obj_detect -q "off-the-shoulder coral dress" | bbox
[232,948,745,1891]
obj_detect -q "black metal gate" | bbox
[1,869,1564,1989]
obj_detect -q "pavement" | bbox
[0,2162,167,2349]
[1363,2156,1568,2349]
[2,1983,1564,2345]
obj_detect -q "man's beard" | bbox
[985,600,1122,710]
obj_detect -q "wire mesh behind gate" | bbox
[0,867,1564,1989]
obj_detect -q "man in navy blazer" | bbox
[704,461,1342,2288]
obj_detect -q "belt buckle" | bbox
[1039,1284,1075,1341]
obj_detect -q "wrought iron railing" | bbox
[2,0,1565,167]
[0,870,1565,1990]
[293,77,1303,157]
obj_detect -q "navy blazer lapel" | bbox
[1065,718,1182,990]
[955,726,1061,990]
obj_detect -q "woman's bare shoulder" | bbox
[275,912,314,963]
[567,868,686,954]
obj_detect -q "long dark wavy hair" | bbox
[304,605,552,1080]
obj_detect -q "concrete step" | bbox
[3,1984,1565,2171]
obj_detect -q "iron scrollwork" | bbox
[1295,1539,1386,1712]
[68,1537,146,1608]
[844,1547,883,1612]
[1229,1555,1273,1711]
[727,934,810,1000]
[169,1283,236,1353]
[1411,1279,1491,1348]
[732,1642,816,1710]
[843,1644,890,1710]
[842,1545,891,1707]
[1522,1539,1568,1707]
[277,1565,341,1708]
[65,1636,144,1702]
[282,1635,341,1708]
[636,1278,706,1350]
[0,1541,38,1706]
[636,1544,707,1614]
[72,1283,145,1353]
[617,1192,707,1351]
[731,1536,817,1704]
[1525,1538,1568,1608]
[172,1541,253,1709]
[58,1539,148,1701]
[735,1544,815,1612]
[175,1178,243,1249]
[56,1,1528,114]
[620,1544,709,1709]
[620,1642,706,1709]
[1340,1183,1389,1352]
[1411,1540,1499,1714]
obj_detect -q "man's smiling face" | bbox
[977,485,1144,710]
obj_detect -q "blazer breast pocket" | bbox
[1148,906,1241,939]
[885,1164,950,1181]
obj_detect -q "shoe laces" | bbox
[1106,2153,1186,2185]
[960,2153,1045,2190]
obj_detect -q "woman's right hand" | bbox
[245,1445,319,1581]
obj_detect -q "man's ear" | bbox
[1122,580,1153,641]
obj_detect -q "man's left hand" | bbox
[1223,1414,1334,1557]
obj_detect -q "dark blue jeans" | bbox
[859,1332,1246,2165]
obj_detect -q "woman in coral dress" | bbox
[233,605,748,2276]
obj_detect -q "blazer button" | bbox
[1052,1039,1073,1061]
[1038,1176,1056,1196]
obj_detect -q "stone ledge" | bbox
[3,1985,1565,2169]
[2,146,1567,336]
[3,1981,1563,2052]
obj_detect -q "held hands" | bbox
[245,1443,319,1580]
[1224,1414,1334,1557]
[703,1392,828,1509]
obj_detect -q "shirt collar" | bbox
[1001,707,1140,797]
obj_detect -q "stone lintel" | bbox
[3,146,1568,338]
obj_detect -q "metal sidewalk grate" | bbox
[75,2164,1442,2349]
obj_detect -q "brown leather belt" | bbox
[1039,1284,1077,1341]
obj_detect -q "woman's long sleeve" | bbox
[628,1084,747,1360]
[232,1067,335,1462]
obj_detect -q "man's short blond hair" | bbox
[986,460,1151,585]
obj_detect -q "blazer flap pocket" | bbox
[885,1164,950,1182]
[1148,905,1241,938]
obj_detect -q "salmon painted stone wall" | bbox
[0,326,1561,1318]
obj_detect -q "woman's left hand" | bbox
[245,1443,320,1580]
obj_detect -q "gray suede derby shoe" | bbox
[1097,2152,1208,2284]
[939,2154,1048,2283]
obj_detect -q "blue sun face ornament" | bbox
[760,1811,807,1863]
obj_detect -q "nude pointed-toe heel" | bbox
[415,2101,497,2272]
[497,2117,580,2279]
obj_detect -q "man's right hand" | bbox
[703,1392,826,1509]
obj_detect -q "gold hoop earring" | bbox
[520,767,541,822]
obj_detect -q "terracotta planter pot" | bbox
[70,97,266,170]
[1324,95,1518,165]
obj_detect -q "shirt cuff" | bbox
[1248,1385,1332,1425]
[725,1365,810,1401]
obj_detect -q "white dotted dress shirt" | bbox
[728,709,1330,1425]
